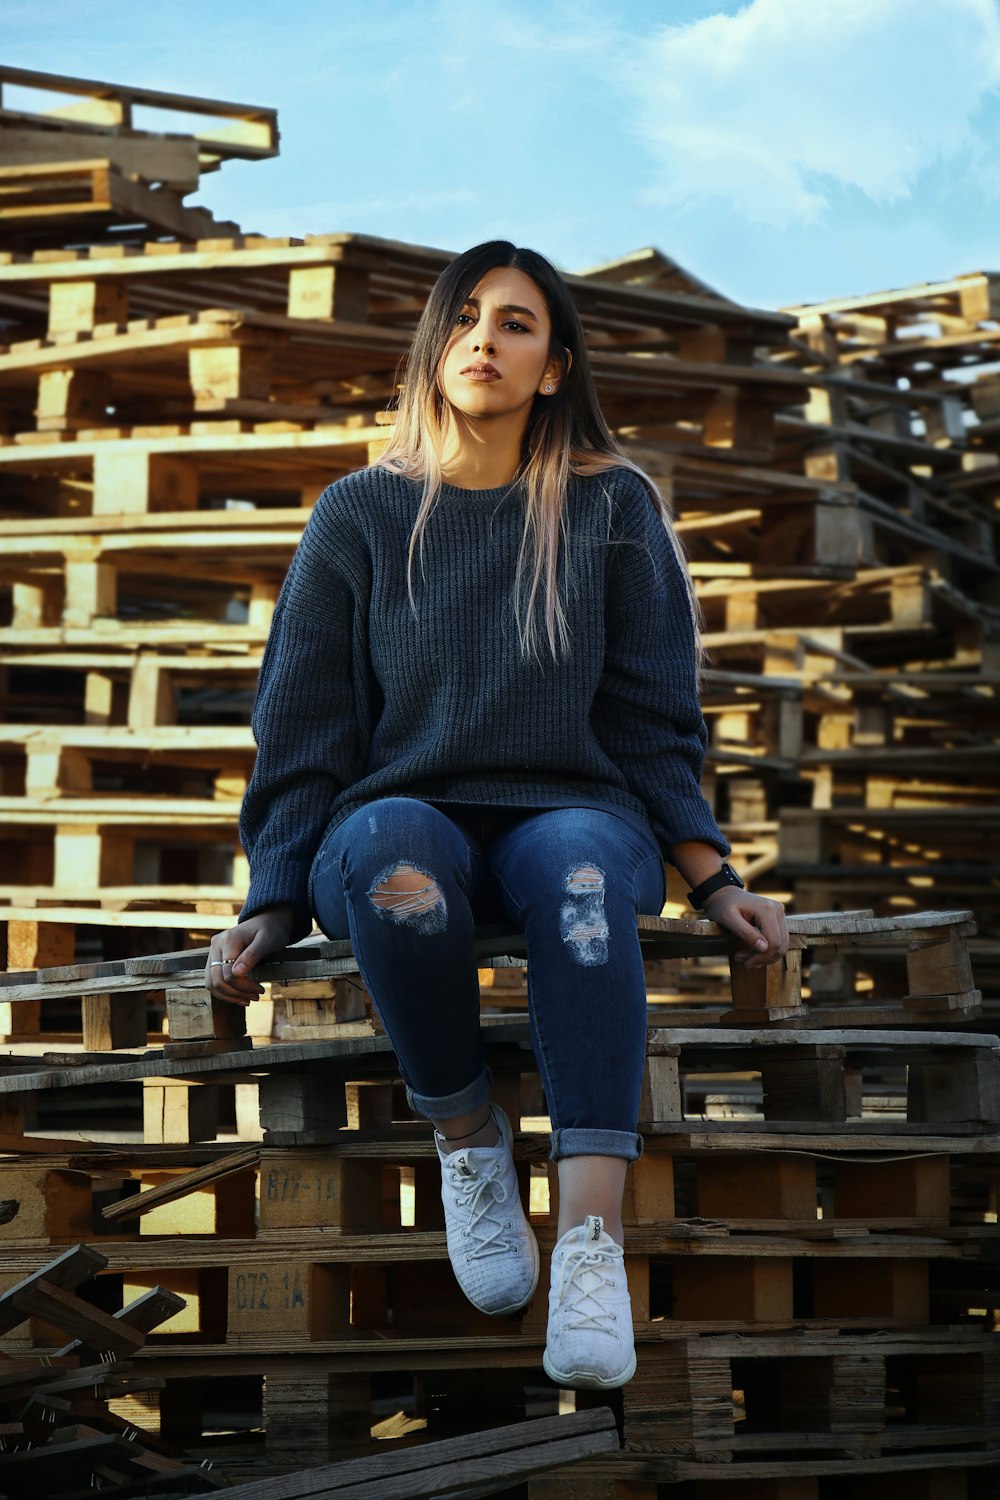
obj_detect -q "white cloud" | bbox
[628,0,1000,226]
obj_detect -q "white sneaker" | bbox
[543,1214,637,1389]
[436,1104,539,1315]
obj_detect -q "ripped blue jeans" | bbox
[309,797,665,1161]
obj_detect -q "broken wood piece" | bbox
[100,1145,259,1222]
[9,1277,143,1355]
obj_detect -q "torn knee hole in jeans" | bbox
[560,863,609,966]
[368,861,448,934]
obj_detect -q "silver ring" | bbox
[210,961,227,967]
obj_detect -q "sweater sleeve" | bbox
[592,471,731,864]
[238,492,364,941]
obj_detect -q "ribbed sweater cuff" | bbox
[654,796,732,863]
[241,860,315,944]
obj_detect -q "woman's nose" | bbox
[472,329,496,354]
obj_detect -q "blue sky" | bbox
[6,0,1000,310]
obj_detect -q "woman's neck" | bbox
[439,412,526,490]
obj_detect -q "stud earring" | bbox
[544,384,555,393]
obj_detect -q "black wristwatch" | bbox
[687,862,745,910]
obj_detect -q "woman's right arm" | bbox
[207,490,364,999]
[238,595,361,938]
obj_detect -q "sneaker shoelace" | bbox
[449,1160,515,1260]
[555,1244,621,1333]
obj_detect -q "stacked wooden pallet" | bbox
[764,274,1000,946]
[0,911,998,1498]
[0,63,277,246]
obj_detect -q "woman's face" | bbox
[437,266,563,424]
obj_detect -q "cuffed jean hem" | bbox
[406,1065,493,1121]
[549,1127,645,1163]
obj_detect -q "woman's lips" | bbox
[461,364,500,381]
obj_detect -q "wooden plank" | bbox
[0,62,279,160]
[100,1146,258,1222]
[4,128,201,193]
[0,1241,107,1333]
[214,1409,619,1499]
[1,1025,997,1098]
[9,1276,143,1353]
[53,1283,187,1359]
[0,912,975,997]
[0,1432,142,1479]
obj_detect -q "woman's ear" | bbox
[539,347,572,396]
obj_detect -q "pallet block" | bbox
[833,1156,951,1224]
[142,1079,221,1144]
[0,1168,92,1247]
[227,1261,351,1344]
[670,1257,793,1322]
[694,1154,816,1222]
[0,917,74,1039]
[263,1369,372,1465]
[811,1259,929,1323]
[258,1153,386,1235]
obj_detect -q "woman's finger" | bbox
[208,968,262,1005]
[739,903,789,968]
[715,902,773,952]
[706,895,788,968]
[206,927,264,1003]
[230,926,279,978]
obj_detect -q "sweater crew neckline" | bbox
[378,465,524,505]
[436,478,524,503]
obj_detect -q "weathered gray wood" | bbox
[0,1242,106,1334]
[649,1027,999,1050]
[53,1284,187,1360]
[258,1072,349,1144]
[908,1052,1000,1125]
[638,1054,682,1124]
[0,910,975,1004]
[216,1409,619,1499]
[10,1277,145,1354]
[760,1045,848,1122]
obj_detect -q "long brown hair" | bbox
[378,240,705,672]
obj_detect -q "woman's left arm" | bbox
[669,838,788,970]
[595,472,788,969]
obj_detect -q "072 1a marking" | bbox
[265,1169,337,1204]
[234,1269,306,1313]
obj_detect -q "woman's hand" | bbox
[205,906,294,1005]
[701,886,788,969]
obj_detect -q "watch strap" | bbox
[687,862,744,910]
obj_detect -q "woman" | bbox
[206,241,788,1390]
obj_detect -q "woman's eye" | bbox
[503,320,529,334]
[456,312,475,326]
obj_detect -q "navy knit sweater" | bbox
[239,464,731,940]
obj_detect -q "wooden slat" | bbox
[100,1145,259,1221]
[0,1242,106,1332]
[215,1409,618,1500]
